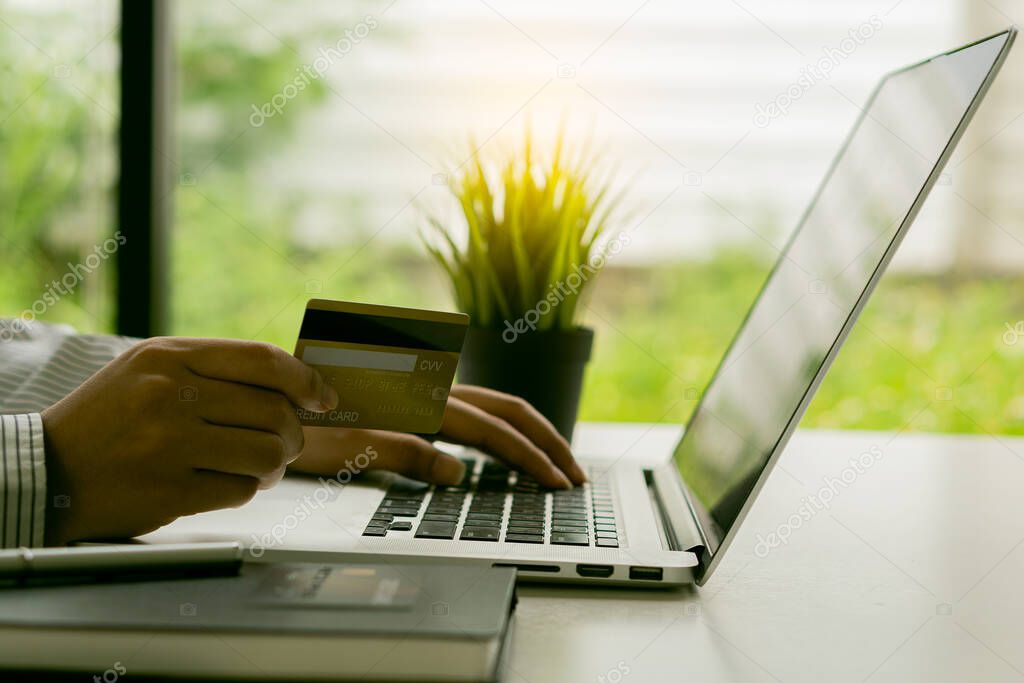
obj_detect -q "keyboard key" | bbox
[382,498,422,507]
[428,507,464,516]
[415,521,457,539]
[552,524,588,534]
[552,517,587,525]
[460,526,500,541]
[596,538,619,548]
[362,526,387,537]
[389,521,413,531]
[551,532,590,546]
[465,513,502,522]
[595,531,618,540]
[511,509,544,516]
[469,508,504,516]
[507,525,545,535]
[507,519,544,528]
[509,517,544,525]
[595,524,617,533]
[432,496,467,504]
[379,502,422,511]
[370,514,394,524]
[422,513,460,522]
[505,533,545,544]
[379,508,420,517]
[430,499,465,506]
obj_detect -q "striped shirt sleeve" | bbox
[1,318,138,547]
[0,413,46,548]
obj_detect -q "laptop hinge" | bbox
[645,466,705,555]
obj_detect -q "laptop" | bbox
[147,28,1016,586]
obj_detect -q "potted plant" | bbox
[422,132,628,439]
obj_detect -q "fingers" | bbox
[291,427,466,486]
[173,338,339,412]
[450,385,585,485]
[188,424,293,488]
[441,398,572,489]
[191,377,305,456]
[182,470,261,514]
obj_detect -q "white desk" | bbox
[505,423,1024,683]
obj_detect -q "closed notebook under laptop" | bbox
[0,563,517,682]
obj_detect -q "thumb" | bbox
[365,433,467,485]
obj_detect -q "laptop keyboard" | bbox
[362,458,621,548]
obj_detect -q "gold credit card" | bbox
[294,299,469,433]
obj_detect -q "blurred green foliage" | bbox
[0,3,118,331]
[579,251,1024,436]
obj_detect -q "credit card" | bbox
[294,299,469,433]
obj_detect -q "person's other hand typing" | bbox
[290,384,586,489]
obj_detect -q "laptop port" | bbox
[576,564,614,578]
[492,563,560,573]
[629,566,663,581]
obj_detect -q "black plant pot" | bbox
[457,326,594,441]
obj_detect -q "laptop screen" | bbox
[674,31,1013,573]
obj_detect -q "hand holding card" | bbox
[294,299,469,434]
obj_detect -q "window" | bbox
[1,0,120,334]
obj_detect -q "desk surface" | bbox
[506,423,1024,683]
